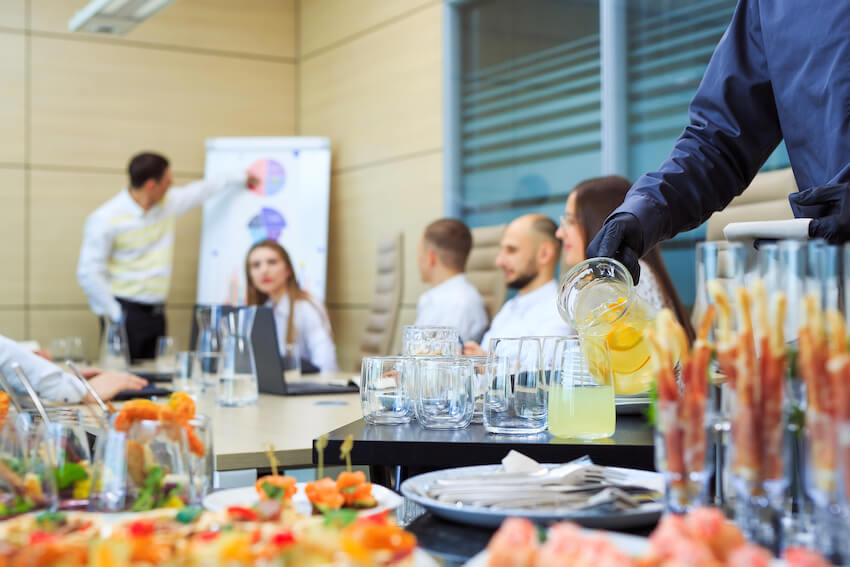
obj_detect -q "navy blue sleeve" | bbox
[612,0,783,252]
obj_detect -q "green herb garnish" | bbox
[340,485,357,495]
[36,511,67,527]
[176,506,204,524]
[56,462,88,490]
[644,382,658,426]
[262,481,285,501]
[537,525,547,543]
[132,465,163,512]
[322,508,357,528]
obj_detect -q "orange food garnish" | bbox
[255,475,297,500]
[114,393,205,458]
[305,478,344,511]
[340,515,416,563]
[0,391,9,426]
[336,470,367,491]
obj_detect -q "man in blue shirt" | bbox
[588,0,850,282]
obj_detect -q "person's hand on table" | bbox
[76,366,104,379]
[463,341,486,356]
[585,212,644,284]
[34,349,52,361]
[86,372,147,402]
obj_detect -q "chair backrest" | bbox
[466,224,507,323]
[359,233,404,359]
[705,168,797,241]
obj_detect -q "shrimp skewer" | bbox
[825,310,850,500]
[682,305,715,494]
[708,281,737,389]
[757,284,786,483]
[731,287,759,483]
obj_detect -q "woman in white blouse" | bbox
[245,240,339,372]
[556,176,695,342]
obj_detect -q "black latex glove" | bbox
[789,182,850,244]
[585,212,645,284]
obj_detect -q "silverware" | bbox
[11,363,50,424]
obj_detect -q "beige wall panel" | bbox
[0,310,26,340]
[28,308,101,363]
[326,153,443,305]
[327,306,369,372]
[165,306,195,352]
[0,1,25,30]
[30,36,295,172]
[29,170,196,305]
[299,4,441,170]
[299,0,434,56]
[170,207,202,305]
[31,0,295,59]
[0,33,26,164]
[0,168,25,306]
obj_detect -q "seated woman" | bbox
[556,175,695,341]
[245,240,339,372]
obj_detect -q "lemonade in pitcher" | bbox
[558,258,660,395]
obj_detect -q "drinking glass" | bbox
[283,343,302,382]
[361,356,416,425]
[155,336,177,373]
[549,338,614,440]
[68,337,87,365]
[402,326,461,356]
[466,355,491,424]
[195,305,223,387]
[49,338,70,362]
[415,357,474,430]
[89,417,193,512]
[173,351,203,396]
[0,413,57,518]
[216,307,258,407]
[484,337,547,434]
[100,319,130,370]
[35,411,92,508]
[187,414,213,503]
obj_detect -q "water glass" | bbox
[283,343,302,382]
[216,307,258,407]
[361,356,416,425]
[195,305,223,387]
[100,319,130,370]
[415,357,474,429]
[187,414,213,503]
[173,351,203,396]
[156,336,177,372]
[402,326,461,356]
[484,337,547,434]
[49,338,70,361]
[549,338,614,440]
[466,355,491,424]
[68,337,87,365]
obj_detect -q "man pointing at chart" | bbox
[77,151,259,362]
[587,1,850,282]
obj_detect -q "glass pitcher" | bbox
[216,306,258,407]
[557,257,658,396]
[99,318,130,369]
[195,305,223,387]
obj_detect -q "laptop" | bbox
[190,305,359,396]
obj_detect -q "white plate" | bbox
[203,482,404,517]
[401,464,663,529]
[462,530,650,566]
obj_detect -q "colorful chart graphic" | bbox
[248,207,287,242]
[247,158,286,196]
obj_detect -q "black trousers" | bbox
[102,299,166,362]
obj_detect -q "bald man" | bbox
[463,214,573,355]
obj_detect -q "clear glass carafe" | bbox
[195,305,223,387]
[216,307,258,407]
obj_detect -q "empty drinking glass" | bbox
[68,337,87,365]
[361,356,416,425]
[484,337,548,434]
[283,343,302,382]
[216,307,258,407]
[173,351,202,396]
[49,338,70,362]
[402,326,461,356]
[156,336,177,373]
[466,355,492,424]
[549,338,615,440]
[415,357,474,429]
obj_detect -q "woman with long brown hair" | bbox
[245,239,339,371]
[556,175,695,341]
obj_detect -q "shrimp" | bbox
[708,281,737,389]
[731,287,759,482]
[487,518,538,567]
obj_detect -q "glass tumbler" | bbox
[216,307,258,407]
[360,356,416,425]
[484,337,547,434]
[415,357,474,430]
[402,326,461,356]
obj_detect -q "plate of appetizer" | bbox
[463,508,829,567]
[401,451,664,529]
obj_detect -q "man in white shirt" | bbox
[0,335,147,404]
[464,214,573,354]
[77,152,257,361]
[414,219,489,342]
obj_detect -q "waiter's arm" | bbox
[591,0,783,273]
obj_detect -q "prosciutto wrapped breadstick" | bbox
[707,281,738,389]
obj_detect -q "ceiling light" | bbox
[68,0,175,35]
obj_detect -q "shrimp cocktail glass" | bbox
[558,258,661,396]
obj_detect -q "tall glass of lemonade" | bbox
[557,258,659,395]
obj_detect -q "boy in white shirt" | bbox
[414,219,489,343]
